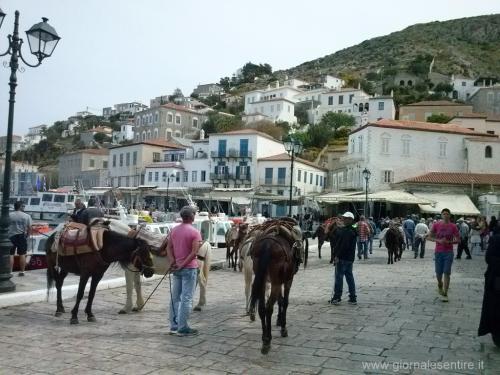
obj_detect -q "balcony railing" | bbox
[210,173,251,181]
[210,150,253,158]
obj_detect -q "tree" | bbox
[168,88,184,102]
[434,82,453,95]
[319,112,355,130]
[408,54,433,76]
[202,112,243,134]
[240,62,273,83]
[94,133,111,143]
[426,113,452,124]
[249,120,283,140]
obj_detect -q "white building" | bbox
[331,119,499,192]
[449,114,500,135]
[450,75,478,102]
[243,81,300,124]
[24,124,47,146]
[307,89,395,126]
[112,123,135,144]
[103,102,148,119]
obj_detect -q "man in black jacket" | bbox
[330,211,358,305]
[80,198,104,225]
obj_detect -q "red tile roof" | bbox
[403,172,500,185]
[258,153,328,172]
[451,113,488,119]
[211,128,279,142]
[110,140,184,150]
[351,119,498,137]
[404,100,471,107]
[160,103,202,115]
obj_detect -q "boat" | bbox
[12,222,64,271]
[7,190,87,225]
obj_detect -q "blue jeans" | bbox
[357,240,368,259]
[435,252,453,277]
[332,260,356,301]
[405,230,414,250]
[368,236,374,253]
[169,268,197,331]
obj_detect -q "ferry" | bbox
[8,191,85,225]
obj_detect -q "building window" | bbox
[154,129,159,138]
[147,131,151,139]
[148,172,153,182]
[277,104,281,111]
[304,171,307,183]
[485,146,492,158]
[381,134,391,154]
[298,169,301,182]
[402,139,410,156]
[183,171,188,182]
[153,152,161,162]
[265,168,273,185]
[175,115,181,125]
[126,153,130,166]
[383,170,393,183]
[167,113,173,123]
[461,81,466,86]
[133,151,137,165]
[378,102,385,110]
[154,172,159,182]
[338,95,344,105]
[192,171,197,182]
[277,167,286,185]
[309,173,313,184]
[316,175,319,186]
[103,161,108,168]
[119,153,124,167]
[112,154,116,167]
[193,118,198,128]
[89,159,95,168]
[201,170,206,182]
[439,142,447,157]
[142,132,146,141]
[358,136,363,153]
[350,139,355,153]
[328,96,333,105]
[154,112,159,123]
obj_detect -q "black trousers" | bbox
[457,238,471,258]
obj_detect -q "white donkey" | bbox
[106,219,212,314]
[119,241,211,314]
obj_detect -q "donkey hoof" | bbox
[87,315,96,322]
[70,317,79,325]
[132,306,141,312]
[281,329,288,337]
[55,311,63,317]
[118,309,128,314]
[261,343,271,355]
[250,313,255,322]
[193,306,202,312]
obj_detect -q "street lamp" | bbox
[164,173,175,212]
[283,137,303,217]
[0,10,60,293]
[362,168,371,217]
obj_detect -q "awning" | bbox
[414,193,480,216]
[315,190,431,204]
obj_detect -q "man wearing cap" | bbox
[166,206,202,336]
[428,208,459,302]
[330,211,358,305]
[414,218,429,259]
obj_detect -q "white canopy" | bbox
[315,190,432,205]
[415,193,480,216]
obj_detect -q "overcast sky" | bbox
[0,0,499,135]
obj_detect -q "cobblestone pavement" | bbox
[0,241,499,374]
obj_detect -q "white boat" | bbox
[8,191,86,225]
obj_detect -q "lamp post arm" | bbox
[0,34,12,57]
[18,40,43,68]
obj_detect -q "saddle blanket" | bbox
[130,224,168,253]
[52,222,107,256]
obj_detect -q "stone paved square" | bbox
[0,242,499,374]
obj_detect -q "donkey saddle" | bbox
[55,222,107,256]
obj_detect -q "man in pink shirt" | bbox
[166,206,202,336]
[428,208,459,302]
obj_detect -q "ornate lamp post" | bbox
[0,9,60,293]
[164,173,175,212]
[283,137,303,217]
[362,168,371,217]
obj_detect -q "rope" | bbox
[137,268,172,312]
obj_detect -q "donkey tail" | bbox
[250,240,271,310]
[45,233,57,301]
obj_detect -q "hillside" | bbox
[280,14,500,82]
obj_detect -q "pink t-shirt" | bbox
[432,221,459,253]
[170,223,202,269]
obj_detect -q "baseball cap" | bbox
[342,212,354,219]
